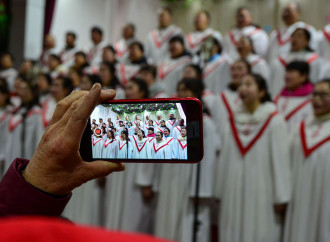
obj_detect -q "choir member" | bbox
[143,115,150,128]
[115,23,136,63]
[158,35,192,96]
[138,65,167,98]
[213,73,291,242]
[47,54,68,80]
[73,51,90,73]
[154,114,162,129]
[145,6,182,65]
[79,74,102,91]
[125,77,149,99]
[117,41,147,86]
[88,26,106,67]
[0,81,13,176]
[36,73,52,105]
[157,120,167,135]
[0,52,18,91]
[132,115,142,129]
[19,59,34,80]
[202,36,231,93]
[147,127,156,141]
[102,45,117,64]
[165,113,177,134]
[223,6,269,60]
[107,118,112,128]
[127,122,135,136]
[115,120,125,136]
[275,61,314,131]
[132,130,149,159]
[111,126,120,141]
[176,128,187,159]
[117,131,133,159]
[270,27,323,98]
[92,128,104,158]
[185,10,222,60]
[236,36,270,84]
[102,130,118,159]
[318,23,330,59]
[172,118,185,139]
[5,78,46,171]
[148,132,170,159]
[39,34,56,71]
[144,119,154,135]
[284,79,330,242]
[59,31,78,68]
[98,61,125,99]
[163,127,177,159]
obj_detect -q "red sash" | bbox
[153,141,167,153]
[276,30,291,46]
[115,42,128,58]
[104,139,115,148]
[133,136,147,152]
[203,58,226,79]
[300,121,330,157]
[167,119,176,126]
[178,140,187,150]
[186,33,212,49]
[9,108,42,132]
[119,140,127,150]
[322,29,330,43]
[152,29,177,48]
[158,57,190,80]
[92,138,103,147]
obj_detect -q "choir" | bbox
[1,3,330,242]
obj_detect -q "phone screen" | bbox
[80,98,203,163]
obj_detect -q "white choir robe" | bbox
[156,127,166,136]
[59,47,78,68]
[163,136,178,159]
[92,137,104,158]
[176,138,187,160]
[117,139,133,159]
[154,120,162,129]
[4,106,46,171]
[319,59,330,79]
[182,115,221,242]
[284,115,330,242]
[115,38,133,63]
[203,55,231,93]
[318,24,330,59]
[131,136,149,159]
[115,126,125,136]
[172,126,183,139]
[148,140,171,159]
[116,63,142,87]
[157,55,192,96]
[144,125,155,137]
[275,94,313,132]
[41,96,57,127]
[132,120,142,129]
[102,138,118,159]
[267,21,319,62]
[0,68,18,91]
[270,51,323,98]
[127,127,135,137]
[149,81,168,98]
[0,105,13,177]
[87,41,107,67]
[165,119,177,134]
[223,26,269,60]
[145,25,183,65]
[185,28,223,56]
[213,102,291,242]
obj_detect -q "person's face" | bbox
[119,122,123,127]
[137,130,143,138]
[169,114,174,119]
[164,129,169,136]
[99,64,113,85]
[236,9,252,28]
[181,129,187,137]
[107,118,111,122]
[135,116,139,120]
[123,25,134,39]
[238,75,264,106]
[66,34,75,47]
[20,60,33,74]
[17,81,33,104]
[91,31,102,44]
[157,115,161,120]
[231,61,249,87]
[45,35,55,49]
[291,29,309,52]
[179,119,184,126]
[284,70,307,90]
[129,44,143,62]
[156,133,162,141]
[146,116,150,120]
[148,129,153,134]
[92,119,96,123]
[1,54,13,69]
[107,131,113,139]
[36,75,50,92]
[0,92,8,107]
[80,75,93,91]
[282,3,300,26]
[102,48,116,63]
[194,12,209,31]
[169,41,184,58]
[48,57,60,70]
[138,70,154,86]
[237,37,252,55]
[159,9,172,28]
[68,68,80,87]
[74,54,86,67]
[160,120,165,126]
[312,82,330,116]
[121,132,126,139]
[182,66,198,79]
[125,81,144,99]
[51,78,69,102]
[148,120,153,126]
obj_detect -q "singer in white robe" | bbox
[102,136,118,159]
[131,133,149,159]
[91,135,104,158]
[284,80,330,242]
[318,23,330,59]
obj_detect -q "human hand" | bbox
[23,84,125,196]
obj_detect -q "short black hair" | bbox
[49,54,61,63]
[66,31,76,39]
[249,73,272,103]
[91,26,103,36]
[169,35,185,46]
[164,127,171,133]
[148,127,154,132]
[292,28,313,51]
[129,41,144,53]
[286,61,310,77]
[39,73,52,85]
[126,23,136,32]
[139,65,157,79]
[85,74,102,86]
[57,76,74,94]
[129,77,149,98]
[104,45,116,55]
[0,52,14,62]
[178,78,205,100]
[185,64,203,79]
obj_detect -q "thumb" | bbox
[82,161,125,181]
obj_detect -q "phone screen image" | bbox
[81,98,203,163]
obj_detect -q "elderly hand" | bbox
[23,84,125,196]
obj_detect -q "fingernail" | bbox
[92,83,97,90]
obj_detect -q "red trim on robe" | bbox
[115,42,128,58]
[167,119,176,126]
[152,29,177,48]
[283,99,311,121]
[158,57,191,80]
[9,109,42,132]
[104,139,115,148]
[92,138,103,147]
[220,92,233,117]
[300,121,330,157]
[322,29,330,43]
[153,142,168,153]
[132,136,148,152]
[278,57,287,67]
[118,140,127,150]
[276,30,291,46]
[230,111,278,156]
[202,58,226,78]
[178,140,187,150]
[148,137,155,143]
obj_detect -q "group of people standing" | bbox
[0,1,330,242]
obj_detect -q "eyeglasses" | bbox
[312,92,330,99]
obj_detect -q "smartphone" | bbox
[80,98,203,163]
